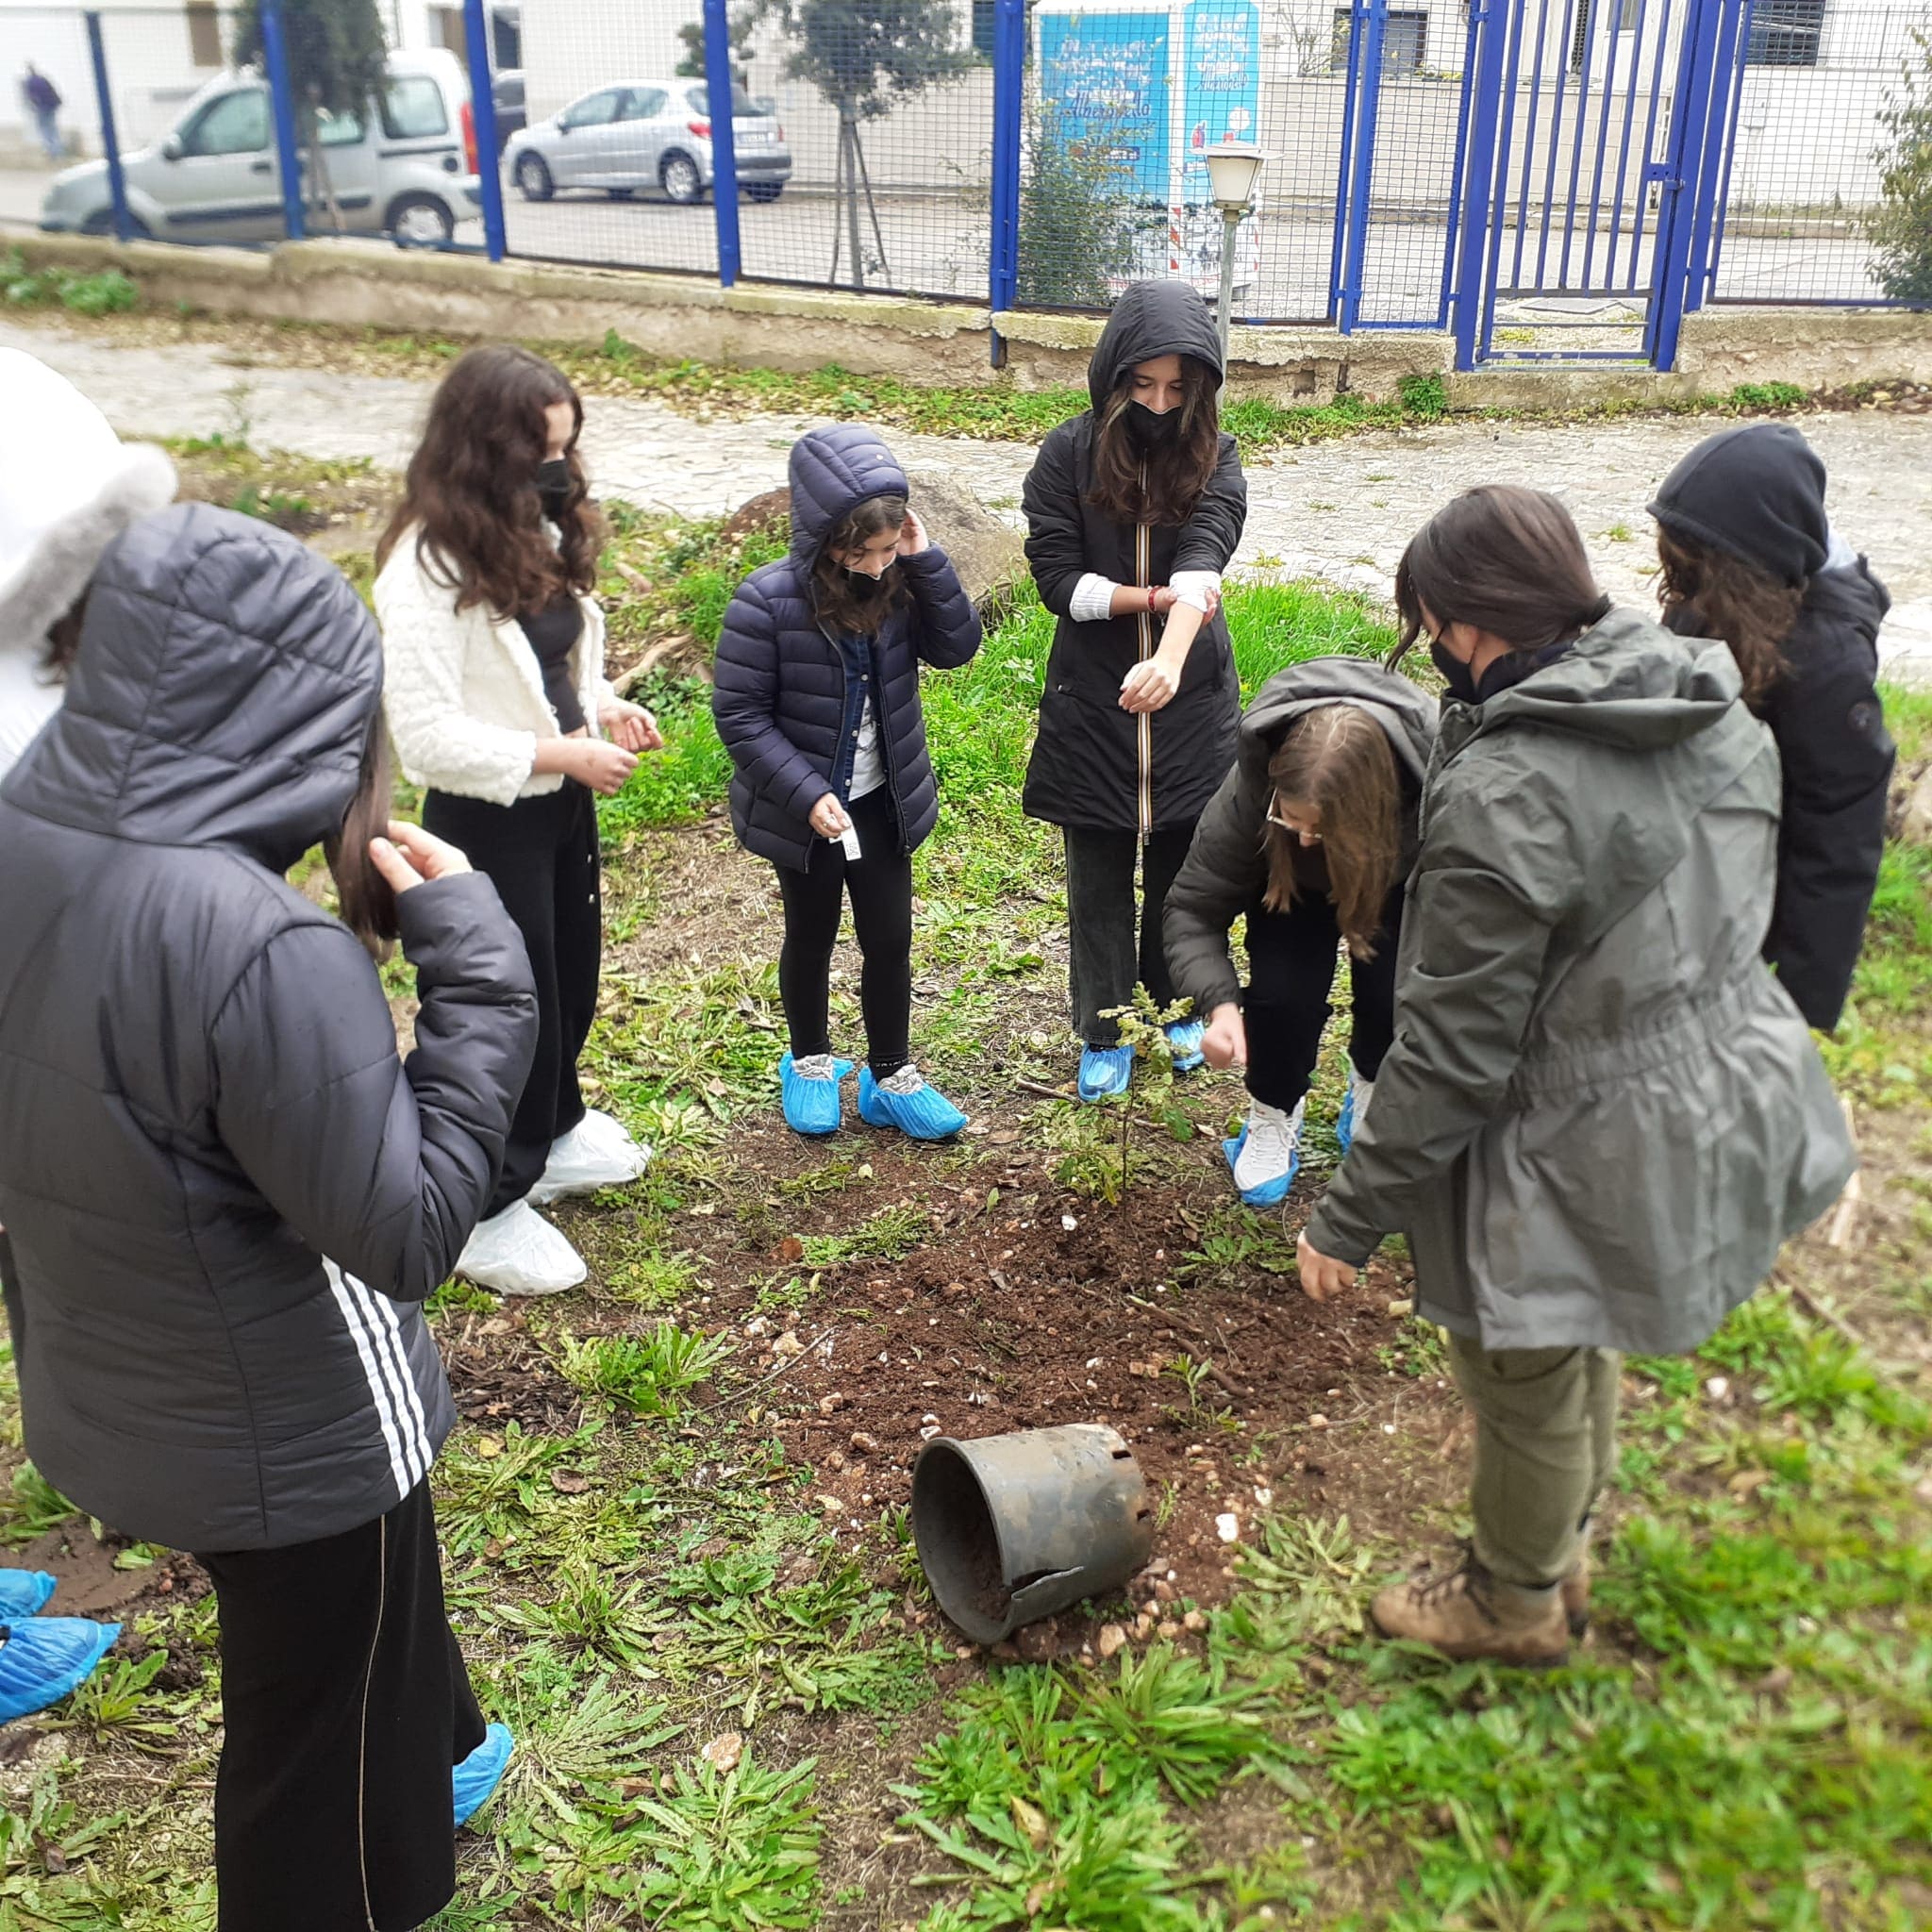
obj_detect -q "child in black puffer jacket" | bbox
[713,425,981,1141]
[1649,423,1895,1032]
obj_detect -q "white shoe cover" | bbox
[1234,1097,1305,1193]
[456,1201,587,1297]
[527,1108,650,1206]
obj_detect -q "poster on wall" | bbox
[1180,0,1259,204]
[1036,8,1173,201]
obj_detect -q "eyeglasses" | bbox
[1267,801,1320,841]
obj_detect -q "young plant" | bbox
[1098,986,1198,1200]
[558,1324,732,1420]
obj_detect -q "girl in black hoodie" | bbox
[1649,423,1895,1032]
[1022,281,1248,1103]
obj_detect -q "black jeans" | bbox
[1063,824,1196,1047]
[774,784,913,1079]
[1243,883,1404,1113]
[196,1480,487,1932]
[424,782,600,1215]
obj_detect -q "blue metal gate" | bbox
[1334,0,1753,369]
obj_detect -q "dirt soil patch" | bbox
[440,1305,586,1435]
[738,1179,1417,1618]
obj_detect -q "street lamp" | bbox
[1205,142,1268,372]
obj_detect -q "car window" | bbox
[620,88,669,121]
[686,82,757,117]
[317,106,364,148]
[180,88,269,158]
[380,75,449,140]
[561,89,622,129]
[495,75,525,109]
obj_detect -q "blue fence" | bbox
[10,0,1922,373]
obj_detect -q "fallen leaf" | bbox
[777,1237,805,1263]
[1010,1795,1051,1850]
[475,1435,503,1459]
[550,1469,590,1494]
[701,1731,743,1772]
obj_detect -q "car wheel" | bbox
[79,208,153,240]
[660,151,705,205]
[388,193,455,246]
[744,182,785,205]
[516,152,555,202]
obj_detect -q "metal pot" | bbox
[911,1423,1156,1643]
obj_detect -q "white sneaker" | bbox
[1340,1072,1374,1154]
[456,1201,587,1297]
[1232,1096,1306,1200]
[526,1108,650,1207]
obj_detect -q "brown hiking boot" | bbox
[1561,1553,1591,1638]
[1371,1553,1570,1667]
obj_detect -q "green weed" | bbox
[0,1460,76,1544]
[798,1202,930,1268]
[1,248,138,316]
[557,1323,732,1419]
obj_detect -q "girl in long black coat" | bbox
[1648,423,1895,1032]
[1022,280,1248,1102]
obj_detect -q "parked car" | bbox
[504,77,790,206]
[491,69,525,158]
[38,49,480,246]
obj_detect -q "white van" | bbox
[39,49,480,246]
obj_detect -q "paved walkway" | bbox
[7,314,1928,675]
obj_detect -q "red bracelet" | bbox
[1147,586,1157,613]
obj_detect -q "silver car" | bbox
[506,77,791,206]
[38,50,479,245]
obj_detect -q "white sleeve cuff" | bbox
[1171,570,1222,615]
[1069,573,1120,624]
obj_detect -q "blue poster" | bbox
[1037,10,1173,201]
[1180,0,1260,203]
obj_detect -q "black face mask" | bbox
[534,457,573,523]
[1429,637,1480,705]
[1125,401,1182,450]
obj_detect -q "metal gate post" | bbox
[461,0,507,260]
[1648,0,1731,369]
[1327,0,1368,322]
[1449,0,1507,370]
[82,12,133,244]
[259,0,306,242]
[1336,0,1389,333]
[987,0,1025,363]
[1683,0,1749,312]
[703,0,741,289]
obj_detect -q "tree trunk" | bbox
[298,100,344,234]
[841,108,864,291]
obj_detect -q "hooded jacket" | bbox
[1021,282,1248,836]
[0,504,537,1553]
[712,425,982,873]
[0,348,175,780]
[1650,423,1894,1031]
[1163,658,1435,1017]
[1305,610,1855,1357]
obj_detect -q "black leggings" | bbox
[775,785,913,1079]
[1243,883,1404,1113]
[1063,824,1196,1047]
[196,1480,486,1932]
[424,782,600,1215]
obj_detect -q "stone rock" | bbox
[718,472,1025,615]
[1013,1618,1059,1663]
[1893,765,1932,848]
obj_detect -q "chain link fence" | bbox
[1713,4,1930,305]
[3,0,1924,363]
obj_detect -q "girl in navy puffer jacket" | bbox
[713,426,981,1139]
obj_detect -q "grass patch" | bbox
[2,245,138,316]
[557,1323,733,1419]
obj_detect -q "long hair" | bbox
[41,594,86,679]
[810,494,910,638]
[1263,705,1403,959]
[1656,526,1801,714]
[323,713,401,960]
[1086,355,1221,527]
[375,344,604,618]
[1392,486,1608,664]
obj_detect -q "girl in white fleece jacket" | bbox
[376,344,660,1298]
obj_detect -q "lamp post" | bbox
[1205,142,1268,374]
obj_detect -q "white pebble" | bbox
[1215,1512,1241,1543]
[1061,1214,1078,1231]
